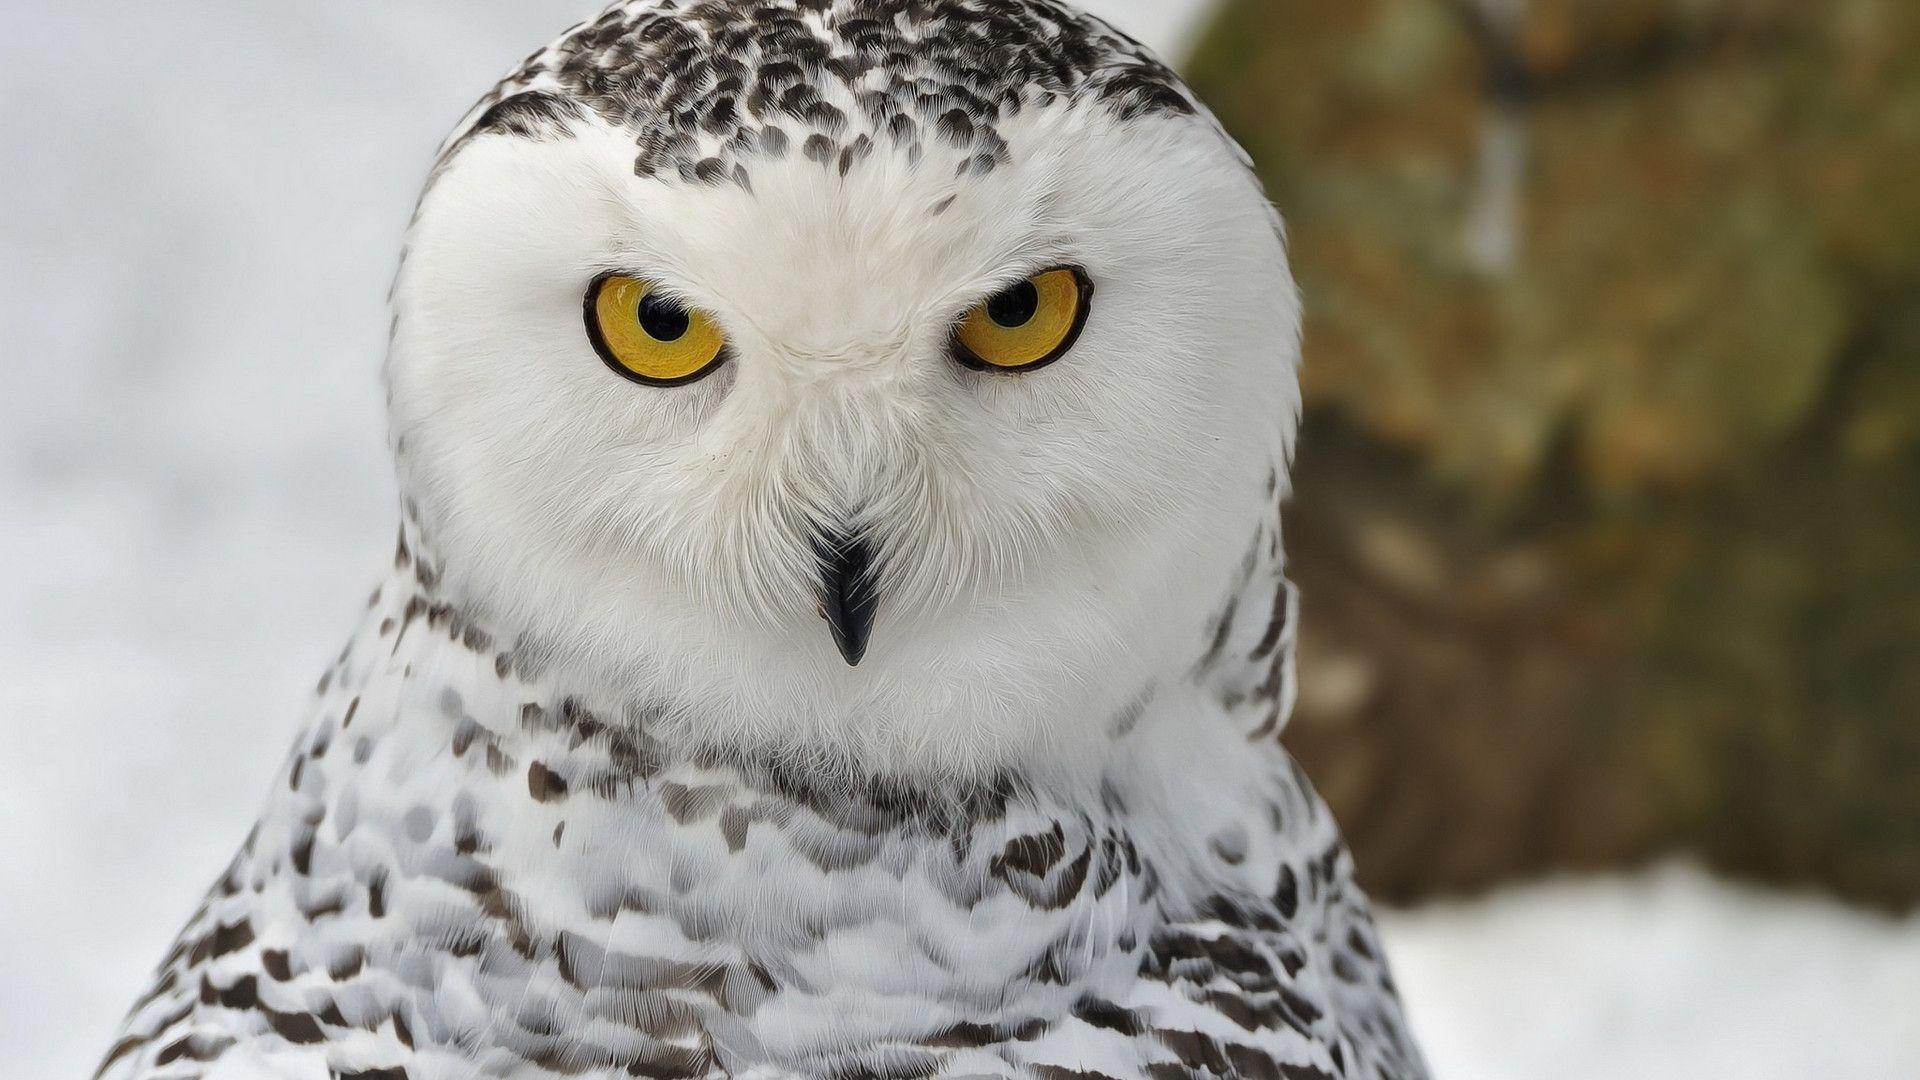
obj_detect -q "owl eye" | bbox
[585,273,728,386]
[951,266,1093,373]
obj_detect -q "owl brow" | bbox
[947,237,1082,307]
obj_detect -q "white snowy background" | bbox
[2,2,1916,1077]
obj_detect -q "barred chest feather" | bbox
[100,529,1423,1080]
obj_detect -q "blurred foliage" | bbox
[1188,0,1920,905]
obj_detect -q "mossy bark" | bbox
[1186,0,1920,906]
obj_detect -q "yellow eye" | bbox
[952,267,1093,372]
[585,274,728,386]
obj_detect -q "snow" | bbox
[1382,862,1920,1080]
[2,3,1915,1079]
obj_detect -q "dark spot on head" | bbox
[467,91,584,140]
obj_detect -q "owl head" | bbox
[386,0,1300,778]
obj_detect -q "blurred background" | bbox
[1,1,1915,1077]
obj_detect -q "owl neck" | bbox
[297,546,1308,932]
[379,486,1301,800]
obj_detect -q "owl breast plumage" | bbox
[98,2,1427,1077]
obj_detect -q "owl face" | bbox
[387,2,1299,777]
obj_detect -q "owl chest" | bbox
[271,717,1161,1068]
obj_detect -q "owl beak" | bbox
[813,531,879,667]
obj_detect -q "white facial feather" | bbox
[389,92,1298,780]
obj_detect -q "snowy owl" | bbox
[98,2,1426,1078]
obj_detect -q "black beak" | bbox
[813,531,880,667]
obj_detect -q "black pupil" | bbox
[985,280,1041,328]
[637,292,692,342]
